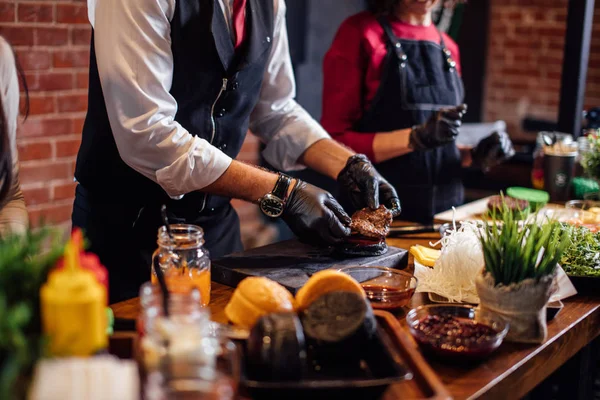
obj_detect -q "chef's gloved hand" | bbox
[282,180,351,245]
[409,104,468,150]
[337,154,401,217]
[471,131,515,172]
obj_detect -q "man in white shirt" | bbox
[73,0,400,303]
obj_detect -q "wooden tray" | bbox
[376,311,451,400]
[108,311,450,400]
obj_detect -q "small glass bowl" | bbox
[406,305,508,362]
[564,200,600,225]
[338,266,417,310]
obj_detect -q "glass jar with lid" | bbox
[151,224,211,305]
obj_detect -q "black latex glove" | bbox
[409,104,468,150]
[282,180,351,245]
[471,131,515,172]
[337,154,401,217]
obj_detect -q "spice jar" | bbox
[151,224,211,305]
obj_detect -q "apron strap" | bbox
[436,28,457,70]
[377,16,408,65]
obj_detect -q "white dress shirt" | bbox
[0,36,28,235]
[88,0,330,198]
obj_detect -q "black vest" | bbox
[75,0,274,214]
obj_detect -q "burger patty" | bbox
[487,195,529,213]
[349,205,393,239]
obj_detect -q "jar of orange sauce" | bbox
[151,224,211,306]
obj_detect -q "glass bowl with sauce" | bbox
[406,305,508,362]
[338,266,417,310]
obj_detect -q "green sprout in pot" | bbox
[479,199,571,287]
[581,131,600,181]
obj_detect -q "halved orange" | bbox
[296,270,365,311]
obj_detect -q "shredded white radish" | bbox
[414,211,484,303]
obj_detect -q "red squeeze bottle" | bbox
[55,229,109,303]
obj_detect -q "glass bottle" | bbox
[151,224,211,305]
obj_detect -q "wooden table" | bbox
[111,233,600,400]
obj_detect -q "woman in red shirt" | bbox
[322,0,514,222]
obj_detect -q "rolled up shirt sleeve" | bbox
[250,0,331,172]
[91,0,232,198]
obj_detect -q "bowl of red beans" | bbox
[406,305,508,362]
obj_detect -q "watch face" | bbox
[260,194,284,217]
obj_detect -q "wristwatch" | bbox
[259,174,293,218]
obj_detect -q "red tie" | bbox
[232,0,247,49]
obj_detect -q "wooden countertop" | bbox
[111,233,600,400]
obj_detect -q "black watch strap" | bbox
[272,174,292,200]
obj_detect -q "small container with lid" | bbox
[151,224,211,305]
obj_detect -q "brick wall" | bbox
[484,0,600,140]
[0,0,265,246]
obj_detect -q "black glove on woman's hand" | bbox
[282,180,351,245]
[471,131,515,172]
[337,154,401,217]
[409,104,468,150]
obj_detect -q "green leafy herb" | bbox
[560,224,600,277]
[0,227,64,400]
[479,197,571,286]
[581,131,600,180]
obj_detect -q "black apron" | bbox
[355,17,465,223]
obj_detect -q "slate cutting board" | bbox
[212,239,408,294]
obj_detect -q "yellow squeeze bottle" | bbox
[41,240,107,356]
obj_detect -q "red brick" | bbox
[56,138,81,158]
[71,118,85,133]
[0,27,34,46]
[71,27,91,46]
[34,72,73,91]
[17,141,53,161]
[76,72,89,89]
[23,187,51,206]
[36,27,69,46]
[56,93,87,113]
[20,160,72,185]
[18,3,53,23]
[53,49,89,68]
[514,26,534,36]
[505,11,522,21]
[29,203,73,228]
[53,181,77,201]
[56,3,87,24]
[20,118,72,138]
[26,94,55,116]
[501,67,540,78]
[537,26,567,38]
[539,55,564,65]
[16,50,51,71]
[0,3,15,22]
